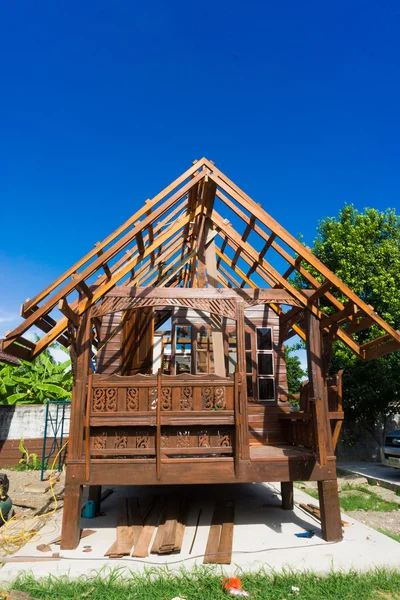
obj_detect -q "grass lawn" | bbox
[5,568,400,600]
[303,484,400,513]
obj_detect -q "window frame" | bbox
[255,326,275,402]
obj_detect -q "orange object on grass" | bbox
[223,577,243,591]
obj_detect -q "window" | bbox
[228,331,237,374]
[174,325,192,374]
[196,326,214,374]
[256,327,275,401]
[245,330,254,398]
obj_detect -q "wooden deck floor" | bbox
[250,444,315,461]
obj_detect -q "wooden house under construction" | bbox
[2,158,400,550]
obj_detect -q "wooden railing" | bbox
[84,373,240,477]
[280,371,344,460]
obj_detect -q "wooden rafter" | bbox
[2,157,399,363]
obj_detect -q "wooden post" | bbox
[317,479,343,542]
[304,310,333,462]
[88,485,102,514]
[204,220,225,376]
[236,301,249,459]
[67,307,92,460]
[156,369,161,480]
[61,306,92,550]
[61,485,83,549]
[281,482,294,510]
[234,371,241,475]
[85,369,93,482]
[304,310,342,542]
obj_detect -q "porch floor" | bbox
[250,444,315,461]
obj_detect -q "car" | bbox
[381,429,400,469]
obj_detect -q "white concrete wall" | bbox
[0,404,70,440]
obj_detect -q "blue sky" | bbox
[1,0,400,349]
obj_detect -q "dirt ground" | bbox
[298,472,400,535]
[0,468,65,557]
[347,510,400,534]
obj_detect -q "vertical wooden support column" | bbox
[88,485,102,514]
[317,479,342,542]
[61,307,92,550]
[304,310,342,542]
[304,310,333,463]
[233,371,241,475]
[156,368,162,480]
[204,220,225,376]
[61,484,83,549]
[281,482,294,510]
[236,300,249,459]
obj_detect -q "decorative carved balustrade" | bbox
[88,373,236,459]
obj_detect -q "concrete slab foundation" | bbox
[0,482,399,582]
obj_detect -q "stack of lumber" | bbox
[105,495,187,559]
[300,503,350,528]
[104,494,236,564]
[150,496,187,555]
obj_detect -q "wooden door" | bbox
[121,308,154,375]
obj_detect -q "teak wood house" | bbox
[2,158,400,549]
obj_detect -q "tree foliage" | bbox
[285,344,306,395]
[0,345,72,404]
[297,205,400,435]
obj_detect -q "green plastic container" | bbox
[0,496,13,523]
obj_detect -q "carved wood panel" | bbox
[93,296,238,320]
[92,388,117,412]
[201,386,226,410]
[126,388,139,411]
[180,387,193,410]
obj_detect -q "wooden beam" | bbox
[364,337,400,360]
[23,159,207,316]
[218,264,242,288]
[135,228,145,255]
[320,304,358,329]
[216,188,345,312]
[210,173,400,345]
[29,208,200,357]
[217,233,276,287]
[236,300,249,459]
[101,287,302,302]
[4,171,204,354]
[216,238,228,268]
[155,249,196,288]
[304,310,333,463]
[211,212,362,357]
[94,243,112,279]
[72,275,93,299]
[307,280,333,302]
[58,298,79,327]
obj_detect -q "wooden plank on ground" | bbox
[215,501,235,564]
[132,497,162,558]
[150,501,167,554]
[104,497,132,557]
[50,529,96,545]
[203,502,224,564]
[128,496,145,548]
[115,497,134,555]
[173,496,188,553]
[159,496,180,554]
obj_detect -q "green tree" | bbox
[0,344,72,404]
[285,344,306,395]
[296,205,400,441]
